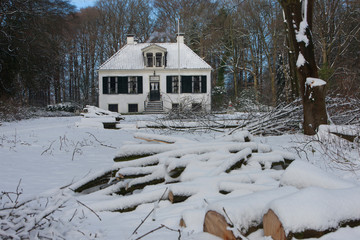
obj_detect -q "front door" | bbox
[150,81,160,101]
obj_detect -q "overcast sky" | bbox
[70,0,97,10]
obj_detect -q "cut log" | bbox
[113,154,152,162]
[264,187,360,239]
[168,190,191,204]
[263,209,286,240]
[134,136,174,144]
[264,209,360,239]
[205,187,298,239]
[168,166,186,178]
[74,170,117,193]
[116,177,165,195]
[102,122,119,129]
[330,132,357,142]
[225,156,247,173]
[203,210,236,240]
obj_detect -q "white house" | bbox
[98,34,212,114]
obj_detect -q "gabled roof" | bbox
[141,43,167,53]
[99,43,212,70]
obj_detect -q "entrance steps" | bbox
[144,101,164,114]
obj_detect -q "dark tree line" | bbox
[1,0,359,111]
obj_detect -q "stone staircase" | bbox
[144,101,164,114]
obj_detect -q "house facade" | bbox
[98,34,212,114]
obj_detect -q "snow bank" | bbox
[280,160,357,189]
[269,186,360,234]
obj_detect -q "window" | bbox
[146,53,153,67]
[109,77,117,94]
[193,76,200,93]
[129,77,138,94]
[103,77,118,94]
[156,53,162,67]
[108,104,118,112]
[172,77,179,93]
[166,76,179,93]
[128,104,138,113]
[180,76,207,93]
[192,103,202,111]
[172,103,179,110]
[181,76,192,93]
[103,76,142,94]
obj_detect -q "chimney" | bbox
[127,34,135,45]
[176,33,184,44]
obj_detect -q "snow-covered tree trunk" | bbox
[279,0,327,135]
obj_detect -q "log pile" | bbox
[69,131,360,239]
[71,131,294,213]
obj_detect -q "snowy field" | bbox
[1,114,360,239]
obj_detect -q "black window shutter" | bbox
[110,77,116,93]
[103,77,109,94]
[118,77,128,93]
[201,76,207,93]
[181,76,192,93]
[166,76,172,93]
[137,76,143,93]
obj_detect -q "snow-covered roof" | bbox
[99,43,212,70]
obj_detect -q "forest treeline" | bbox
[0,0,359,108]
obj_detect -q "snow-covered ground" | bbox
[1,114,359,239]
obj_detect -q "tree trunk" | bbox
[279,0,327,135]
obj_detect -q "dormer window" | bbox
[142,44,167,68]
[155,53,162,67]
[146,53,153,67]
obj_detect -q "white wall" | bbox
[98,68,211,113]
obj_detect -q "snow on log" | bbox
[89,188,168,212]
[134,132,195,144]
[209,148,252,175]
[247,152,293,170]
[179,209,207,232]
[204,187,298,238]
[264,187,360,239]
[318,124,360,142]
[168,190,192,204]
[113,144,177,162]
[280,160,357,189]
[218,182,278,195]
[220,131,253,142]
[72,168,117,193]
[116,165,163,179]
[81,105,123,119]
[167,182,213,204]
[115,169,165,195]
